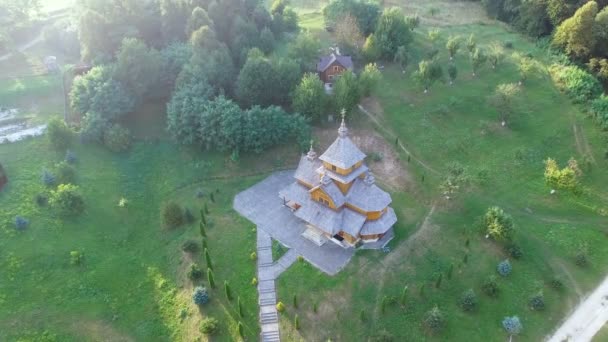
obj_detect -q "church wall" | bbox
[310,187,336,209]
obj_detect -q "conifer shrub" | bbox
[55,161,76,185]
[276,301,286,313]
[70,250,84,265]
[187,263,203,281]
[459,289,478,312]
[161,201,183,228]
[46,117,73,150]
[181,240,199,253]
[65,150,77,164]
[529,292,545,311]
[49,184,85,216]
[575,251,588,267]
[505,243,523,259]
[41,169,56,187]
[423,306,445,335]
[192,286,210,305]
[502,316,522,336]
[15,216,29,230]
[482,275,500,298]
[250,252,257,261]
[200,317,218,335]
[550,278,564,291]
[183,208,195,224]
[35,193,48,206]
[497,259,512,277]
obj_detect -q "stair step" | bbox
[258,245,272,251]
[260,299,276,306]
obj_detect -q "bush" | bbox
[505,243,523,259]
[590,95,608,130]
[192,286,209,305]
[199,317,219,335]
[459,289,478,312]
[484,207,514,242]
[575,251,588,267]
[65,150,77,164]
[502,316,522,336]
[181,240,199,253]
[423,306,445,334]
[41,169,56,187]
[15,216,29,230]
[187,263,203,280]
[550,278,564,291]
[482,275,500,297]
[46,118,73,150]
[497,259,512,277]
[103,124,132,152]
[550,64,602,103]
[161,201,184,228]
[35,193,48,206]
[55,161,76,185]
[276,301,286,312]
[250,251,257,261]
[70,250,84,265]
[183,208,195,224]
[503,41,513,49]
[49,184,85,217]
[529,292,545,310]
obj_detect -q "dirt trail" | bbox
[572,124,596,163]
[358,103,441,176]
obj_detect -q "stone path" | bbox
[234,171,355,275]
[548,274,608,342]
[256,229,299,342]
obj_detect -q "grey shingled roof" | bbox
[316,163,368,184]
[294,198,367,236]
[360,207,397,235]
[319,136,366,170]
[317,54,354,72]
[346,178,393,212]
[320,181,346,208]
[294,155,323,186]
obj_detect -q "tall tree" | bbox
[413,59,443,93]
[359,63,382,96]
[489,83,520,126]
[333,70,361,113]
[292,73,327,122]
[186,7,213,38]
[114,38,163,100]
[374,7,413,59]
[236,54,276,108]
[335,14,364,57]
[394,45,409,72]
[470,48,487,77]
[553,1,599,59]
[446,36,460,61]
[287,32,322,72]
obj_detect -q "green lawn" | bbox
[275,21,608,342]
[0,137,301,341]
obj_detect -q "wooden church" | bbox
[279,113,397,248]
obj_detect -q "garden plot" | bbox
[0,108,46,143]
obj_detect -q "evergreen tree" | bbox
[360,309,366,321]
[202,237,208,251]
[207,268,216,288]
[420,283,426,297]
[224,280,232,301]
[400,285,409,305]
[238,321,244,337]
[446,36,460,60]
[293,294,298,308]
[447,264,454,280]
[471,48,487,77]
[238,296,244,317]
[205,248,213,270]
[294,314,300,330]
[292,73,327,122]
[205,202,210,214]
[313,302,318,313]
[435,274,443,288]
[199,221,207,237]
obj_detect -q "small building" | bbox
[317,52,353,83]
[43,56,59,73]
[279,114,397,248]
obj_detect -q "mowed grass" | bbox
[0,136,301,341]
[275,22,608,342]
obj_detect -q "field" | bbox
[273,3,608,342]
[1,0,608,341]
